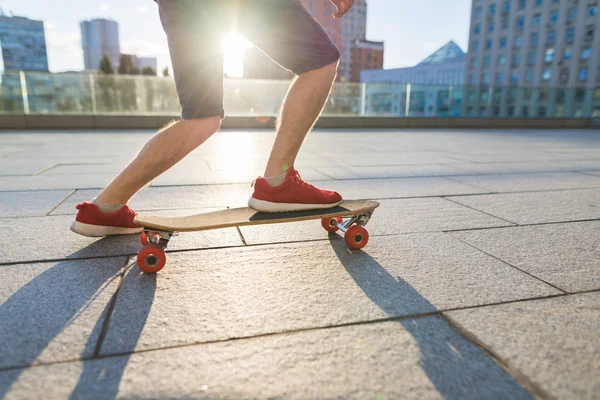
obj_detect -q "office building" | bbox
[0,13,49,71]
[137,57,157,72]
[464,0,600,117]
[361,41,466,85]
[360,41,467,117]
[80,18,120,71]
[351,39,384,82]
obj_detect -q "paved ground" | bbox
[1,128,599,399]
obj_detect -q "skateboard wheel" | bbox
[345,225,369,250]
[321,216,343,233]
[140,231,149,246]
[137,245,167,273]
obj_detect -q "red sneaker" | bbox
[248,168,342,212]
[70,202,143,237]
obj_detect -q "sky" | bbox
[0,0,472,74]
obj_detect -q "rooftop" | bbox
[417,40,466,66]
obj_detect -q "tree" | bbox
[162,66,170,77]
[118,54,139,75]
[141,66,157,76]
[98,54,114,74]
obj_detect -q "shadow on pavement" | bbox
[328,236,534,399]
[0,239,156,399]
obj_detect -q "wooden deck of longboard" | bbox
[135,200,380,232]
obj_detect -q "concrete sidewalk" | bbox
[0,128,599,399]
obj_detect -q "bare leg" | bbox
[263,61,338,177]
[96,117,221,205]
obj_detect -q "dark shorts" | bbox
[157,0,341,119]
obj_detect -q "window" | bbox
[528,51,537,65]
[515,35,523,47]
[474,24,481,35]
[519,0,527,9]
[502,18,509,29]
[568,7,577,22]
[563,47,572,60]
[489,23,495,33]
[547,30,556,45]
[517,15,525,30]
[512,52,521,66]
[533,13,541,25]
[549,10,559,23]
[559,67,569,83]
[579,66,589,81]
[584,25,595,42]
[489,3,497,16]
[484,55,491,67]
[470,58,477,68]
[486,39,493,50]
[470,74,477,84]
[498,54,507,65]
[496,72,504,84]
[472,40,479,50]
[511,72,519,84]
[530,32,539,46]
[589,4,598,16]
[483,72,491,84]
[542,69,552,81]
[500,36,508,48]
[503,1,511,13]
[566,27,575,43]
[545,48,555,63]
[476,6,483,17]
[582,47,592,60]
[535,0,543,5]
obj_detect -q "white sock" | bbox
[265,172,287,187]
[92,197,124,213]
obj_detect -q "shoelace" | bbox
[292,170,315,189]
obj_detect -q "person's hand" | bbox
[331,0,354,18]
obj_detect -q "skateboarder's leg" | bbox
[237,1,340,180]
[95,117,221,205]
[263,61,338,178]
[96,0,227,206]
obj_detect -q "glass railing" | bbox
[1,71,599,118]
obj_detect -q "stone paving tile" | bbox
[0,211,240,264]
[152,167,329,185]
[0,160,57,176]
[443,152,563,163]
[447,161,579,175]
[321,177,490,199]
[0,318,533,400]
[0,257,125,370]
[51,185,252,215]
[583,170,600,177]
[239,197,512,245]
[315,164,466,179]
[447,189,600,224]
[0,190,72,217]
[446,293,600,400]
[0,174,119,191]
[450,172,600,192]
[342,152,462,167]
[449,221,600,292]
[102,234,557,355]
[40,164,127,176]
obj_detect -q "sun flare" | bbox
[223,33,252,78]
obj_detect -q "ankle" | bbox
[92,197,126,213]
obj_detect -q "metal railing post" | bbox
[360,82,366,116]
[405,83,411,117]
[19,70,30,114]
[89,73,97,114]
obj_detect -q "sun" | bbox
[223,33,253,78]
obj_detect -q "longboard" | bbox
[134,200,379,273]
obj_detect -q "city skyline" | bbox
[0,0,472,73]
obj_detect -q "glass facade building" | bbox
[0,14,49,72]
